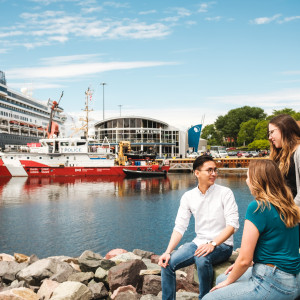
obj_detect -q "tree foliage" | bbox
[248,140,270,150]
[201,124,223,145]
[215,106,266,144]
[267,108,300,120]
[254,120,268,140]
[237,119,259,145]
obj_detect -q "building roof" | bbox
[94,115,169,127]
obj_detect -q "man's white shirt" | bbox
[174,183,239,247]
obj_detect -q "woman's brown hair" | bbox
[248,159,300,227]
[269,114,300,175]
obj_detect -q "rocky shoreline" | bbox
[0,249,238,300]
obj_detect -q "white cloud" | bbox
[48,36,68,42]
[81,6,103,14]
[278,16,300,23]
[103,1,129,8]
[281,70,300,75]
[6,61,176,80]
[250,14,281,25]
[0,48,8,54]
[139,10,156,15]
[198,2,215,13]
[205,16,222,22]
[10,82,65,90]
[207,88,300,109]
[40,54,103,65]
[0,31,23,38]
[1,10,171,48]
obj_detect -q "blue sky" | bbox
[1,0,300,132]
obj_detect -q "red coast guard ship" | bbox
[0,90,169,177]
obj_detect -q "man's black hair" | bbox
[193,155,214,171]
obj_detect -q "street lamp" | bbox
[100,82,107,120]
[118,104,123,117]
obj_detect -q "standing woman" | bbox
[202,159,300,300]
[268,114,300,207]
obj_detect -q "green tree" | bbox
[292,112,300,120]
[215,106,266,145]
[267,108,300,120]
[254,120,268,140]
[237,119,259,146]
[248,140,270,150]
[201,124,223,145]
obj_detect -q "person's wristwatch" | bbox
[209,241,217,248]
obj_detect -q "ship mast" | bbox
[80,87,93,138]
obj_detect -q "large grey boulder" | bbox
[142,275,161,296]
[133,249,155,259]
[108,259,147,293]
[140,295,161,300]
[16,258,75,286]
[110,252,142,264]
[78,250,115,272]
[140,259,161,275]
[88,281,109,299]
[51,281,92,300]
[94,267,108,283]
[176,291,199,299]
[0,261,29,283]
[68,272,94,285]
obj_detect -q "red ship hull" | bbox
[0,159,169,177]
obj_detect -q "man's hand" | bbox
[158,253,171,268]
[194,243,215,257]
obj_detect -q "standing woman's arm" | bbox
[210,220,259,291]
[294,145,300,207]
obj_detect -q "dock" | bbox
[157,157,259,173]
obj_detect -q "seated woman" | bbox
[203,159,300,300]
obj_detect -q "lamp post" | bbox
[100,82,107,120]
[118,104,122,117]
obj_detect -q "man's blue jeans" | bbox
[161,242,233,300]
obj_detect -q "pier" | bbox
[157,157,256,173]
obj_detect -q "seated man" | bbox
[158,155,239,299]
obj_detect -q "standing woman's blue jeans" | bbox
[202,263,300,300]
[161,242,233,300]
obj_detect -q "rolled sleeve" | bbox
[223,189,239,232]
[173,193,192,236]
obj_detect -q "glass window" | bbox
[136,119,141,127]
[142,119,147,128]
[130,119,135,128]
[117,118,123,128]
[124,118,129,128]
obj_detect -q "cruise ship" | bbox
[0,70,66,150]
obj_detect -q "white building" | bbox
[94,116,186,158]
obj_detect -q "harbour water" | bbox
[0,173,252,258]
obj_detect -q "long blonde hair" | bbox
[269,114,300,175]
[248,159,300,228]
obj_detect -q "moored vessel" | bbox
[0,137,169,177]
[0,70,66,151]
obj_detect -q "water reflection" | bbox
[0,173,251,258]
